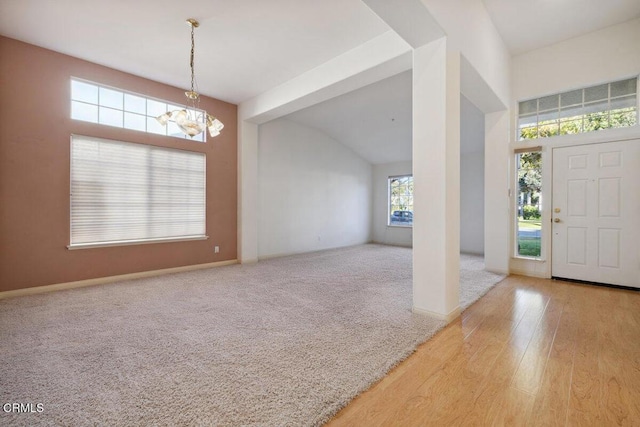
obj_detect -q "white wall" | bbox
[422,0,511,106]
[460,95,485,254]
[257,119,372,258]
[512,18,640,106]
[460,152,484,254]
[372,161,413,247]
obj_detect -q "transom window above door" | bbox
[518,77,638,140]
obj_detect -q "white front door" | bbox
[552,140,640,288]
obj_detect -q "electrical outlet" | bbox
[214,246,220,253]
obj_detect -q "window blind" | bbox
[70,135,206,248]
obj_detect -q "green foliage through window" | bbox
[516,151,542,258]
[522,205,541,220]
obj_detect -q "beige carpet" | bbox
[0,244,504,426]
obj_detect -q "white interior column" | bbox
[412,37,461,322]
[238,119,259,263]
[484,111,510,274]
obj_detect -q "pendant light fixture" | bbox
[156,18,224,138]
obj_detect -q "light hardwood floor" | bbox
[327,275,640,426]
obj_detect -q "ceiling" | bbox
[284,71,485,164]
[2,0,637,104]
[482,0,640,55]
[285,71,413,165]
[1,0,637,164]
[0,0,388,104]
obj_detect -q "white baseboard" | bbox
[509,268,549,279]
[413,305,461,323]
[371,241,413,248]
[0,259,238,300]
[257,242,371,261]
[509,257,550,279]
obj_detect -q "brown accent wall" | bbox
[0,36,238,292]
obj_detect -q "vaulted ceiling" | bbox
[285,71,413,164]
[1,0,637,163]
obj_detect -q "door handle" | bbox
[554,218,561,223]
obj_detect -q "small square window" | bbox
[99,87,123,110]
[124,112,146,132]
[147,116,167,135]
[519,99,537,116]
[560,89,583,107]
[147,99,167,117]
[99,106,123,128]
[71,80,98,104]
[538,94,559,112]
[71,101,98,123]
[124,94,146,114]
[584,84,609,103]
[610,79,637,98]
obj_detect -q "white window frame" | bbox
[388,175,414,228]
[69,135,207,249]
[70,78,207,142]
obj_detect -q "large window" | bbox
[388,175,413,226]
[515,150,542,258]
[70,135,206,248]
[71,78,206,142]
[518,77,637,140]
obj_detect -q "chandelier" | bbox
[156,18,224,138]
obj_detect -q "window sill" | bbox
[67,235,209,250]
[512,256,545,262]
[387,224,413,229]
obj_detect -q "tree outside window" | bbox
[388,175,413,226]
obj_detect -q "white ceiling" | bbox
[3,0,637,105]
[1,0,638,164]
[285,71,413,165]
[0,0,388,104]
[482,0,640,55]
[284,71,485,164]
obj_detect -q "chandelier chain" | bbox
[190,23,195,94]
[155,18,223,138]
